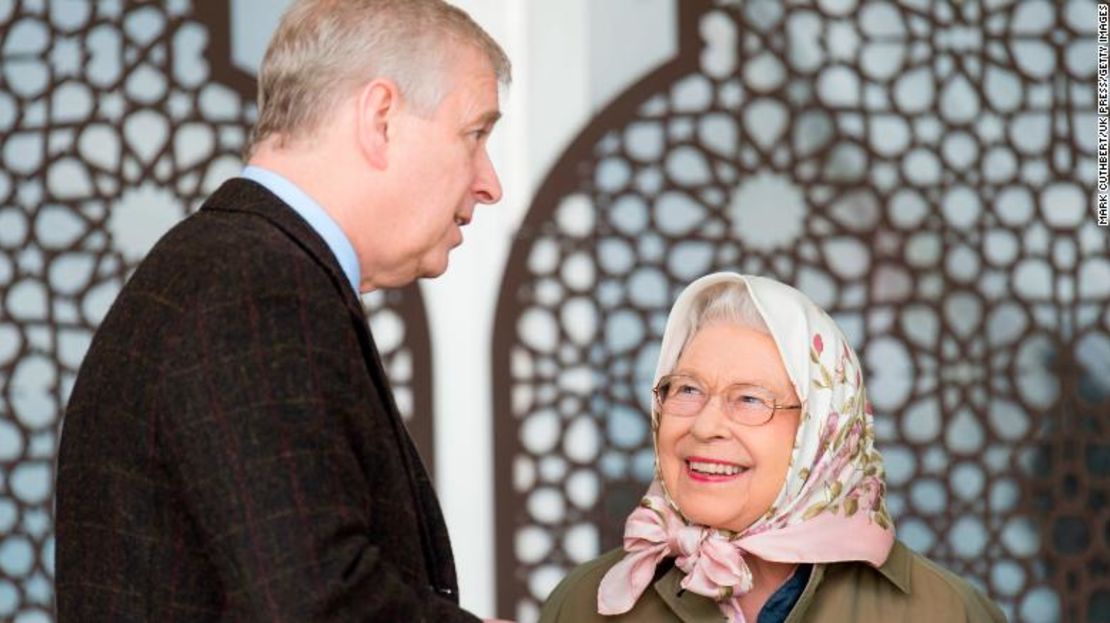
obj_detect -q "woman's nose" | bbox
[689,395,731,440]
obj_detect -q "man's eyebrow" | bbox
[472,110,502,127]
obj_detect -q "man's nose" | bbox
[474,148,502,204]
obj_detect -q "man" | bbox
[55,1,513,620]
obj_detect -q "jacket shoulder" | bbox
[146,204,325,287]
[538,548,625,623]
[809,542,1005,623]
[903,548,1006,622]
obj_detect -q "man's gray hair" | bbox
[246,0,511,157]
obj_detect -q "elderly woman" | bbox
[540,274,1004,623]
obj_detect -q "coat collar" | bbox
[872,539,912,594]
[200,177,365,319]
[650,541,911,622]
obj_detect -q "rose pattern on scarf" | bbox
[791,332,893,529]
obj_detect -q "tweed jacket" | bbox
[56,178,478,622]
[539,541,1006,623]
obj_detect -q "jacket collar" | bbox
[200,177,365,320]
[873,539,912,594]
[650,540,912,622]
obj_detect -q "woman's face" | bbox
[656,322,801,532]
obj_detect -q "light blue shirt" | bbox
[240,165,361,295]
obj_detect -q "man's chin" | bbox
[419,266,448,280]
[417,252,451,279]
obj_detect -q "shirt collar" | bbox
[240,165,361,295]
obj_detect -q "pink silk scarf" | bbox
[597,274,895,623]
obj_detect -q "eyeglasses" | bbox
[652,374,802,426]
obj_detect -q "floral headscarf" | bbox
[598,273,895,622]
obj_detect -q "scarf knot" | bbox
[675,529,753,601]
[598,495,752,619]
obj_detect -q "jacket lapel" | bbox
[654,566,730,622]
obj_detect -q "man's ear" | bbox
[356,78,400,170]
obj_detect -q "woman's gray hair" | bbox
[688,281,769,337]
[662,281,770,377]
[246,0,511,157]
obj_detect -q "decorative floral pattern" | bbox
[793,331,891,531]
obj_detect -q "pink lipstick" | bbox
[684,456,749,483]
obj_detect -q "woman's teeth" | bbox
[687,460,745,476]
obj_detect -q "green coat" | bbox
[539,541,1005,623]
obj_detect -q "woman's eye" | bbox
[676,384,702,396]
[731,393,764,406]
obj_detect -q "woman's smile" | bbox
[684,456,750,483]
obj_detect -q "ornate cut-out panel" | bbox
[0,2,434,619]
[493,1,1107,621]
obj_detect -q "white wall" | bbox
[425,1,674,617]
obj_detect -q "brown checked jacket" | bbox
[56,178,477,622]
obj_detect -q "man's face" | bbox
[379,45,502,282]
